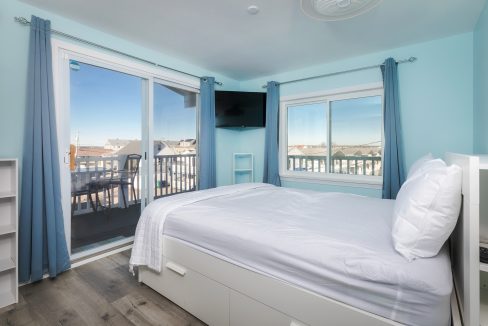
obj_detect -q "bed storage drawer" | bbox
[140,256,229,326]
[230,290,307,326]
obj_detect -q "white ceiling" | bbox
[19,0,487,80]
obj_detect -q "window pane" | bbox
[153,83,197,198]
[330,96,382,176]
[287,102,327,173]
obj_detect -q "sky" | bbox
[70,61,196,147]
[70,61,380,148]
[287,96,382,147]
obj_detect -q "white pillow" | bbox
[408,158,447,180]
[407,153,434,179]
[392,162,462,261]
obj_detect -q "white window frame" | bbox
[51,38,200,260]
[279,83,384,188]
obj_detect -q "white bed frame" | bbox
[446,153,480,326]
[138,153,479,326]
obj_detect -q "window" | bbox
[281,87,383,185]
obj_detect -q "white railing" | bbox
[287,155,382,176]
[71,155,141,215]
[72,154,197,216]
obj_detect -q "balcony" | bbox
[287,155,382,176]
[70,154,196,253]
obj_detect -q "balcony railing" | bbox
[287,155,382,176]
[72,154,197,215]
[154,154,197,198]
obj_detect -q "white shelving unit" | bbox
[233,153,254,184]
[0,159,18,308]
[476,154,488,325]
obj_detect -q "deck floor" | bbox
[71,205,140,253]
[0,250,206,326]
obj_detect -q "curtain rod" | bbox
[14,16,223,86]
[261,56,417,88]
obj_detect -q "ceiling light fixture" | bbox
[247,5,260,15]
[301,0,382,21]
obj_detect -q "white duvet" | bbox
[131,183,452,326]
[130,183,268,271]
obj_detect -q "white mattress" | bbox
[158,184,452,326]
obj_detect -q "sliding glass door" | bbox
[54,41,201,258]
[153,81,198,199]
[68,61,143,254]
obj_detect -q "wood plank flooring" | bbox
[0,251,206,326]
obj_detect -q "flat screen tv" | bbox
[215,91,266,128]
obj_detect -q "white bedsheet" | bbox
[130,183,269,272]
[132,183,452,326]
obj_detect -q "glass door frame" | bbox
[51,38,201,260]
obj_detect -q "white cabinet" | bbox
[140,256,229,326]
[0,159,18,308]
[476,155,488,324]
[233,153,254,184]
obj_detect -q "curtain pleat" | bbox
[263,81,281,186]
[381,58,405,199]
[198,77,217,189]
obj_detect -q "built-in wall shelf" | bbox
[0,159,18,309]
[233,153,254,184]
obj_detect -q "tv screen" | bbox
[215,91,266,128]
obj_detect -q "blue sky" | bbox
[153,84,196,141]
[70,62,196,146]
[288,96,382,146]
[70,61,380,148]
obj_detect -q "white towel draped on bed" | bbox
[129,183,271,272]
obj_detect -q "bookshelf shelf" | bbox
[0,159,18,309]
[233,153,254,184]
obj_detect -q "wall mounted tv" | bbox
[215,91,266,128]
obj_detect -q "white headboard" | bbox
[445,153,480,326]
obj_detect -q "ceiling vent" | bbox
[301,0,382,21]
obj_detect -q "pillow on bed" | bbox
[392,162,462,261]
[407,153,434,179]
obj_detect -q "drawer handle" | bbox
[166,261,187,276]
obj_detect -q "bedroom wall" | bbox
[226,33,475,197]
[474,1,488,154]
[0,0,240,183]
[0,1,476,197]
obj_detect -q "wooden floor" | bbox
[0,251,206,326]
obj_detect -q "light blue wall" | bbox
[215,128,265,185]
[474,2,488,153]
[0,0,477,197]
[230,33,474,196]
[0,0,240,172]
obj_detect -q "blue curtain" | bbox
[381,58,405,199]
[198,77,216,189]
[263,81,281,186]
[19,16,70,283]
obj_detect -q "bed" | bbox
[131,153,480,326]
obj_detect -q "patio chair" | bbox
[71,182,97,216]
[103,154,142,209]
